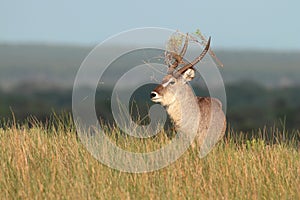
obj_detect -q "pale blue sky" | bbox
[1,0,299,50]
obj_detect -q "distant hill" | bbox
[0,44,91,89]
[0,44,300,90]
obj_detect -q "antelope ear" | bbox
[182,68,195,81]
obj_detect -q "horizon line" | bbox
[0,40,300,53]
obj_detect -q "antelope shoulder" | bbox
[196,97,223,110]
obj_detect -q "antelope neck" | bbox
[166,85,199,129]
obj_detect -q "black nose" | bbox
[150,92,157,98]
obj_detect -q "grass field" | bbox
[0,115,299,199]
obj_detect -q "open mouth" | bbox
[151,97,161,102]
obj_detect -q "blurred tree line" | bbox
[1,81,300,132]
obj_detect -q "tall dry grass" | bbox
[0,115,299,199]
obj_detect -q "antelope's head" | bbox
[150,35,211,106]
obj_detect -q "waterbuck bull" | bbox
[150,34,226,153]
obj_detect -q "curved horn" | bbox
[167,33,189,74]
[177,37,211,75]
[179,33,189,57]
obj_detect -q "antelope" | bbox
[150,34,226,153]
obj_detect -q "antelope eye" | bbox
[169,80,176,85]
